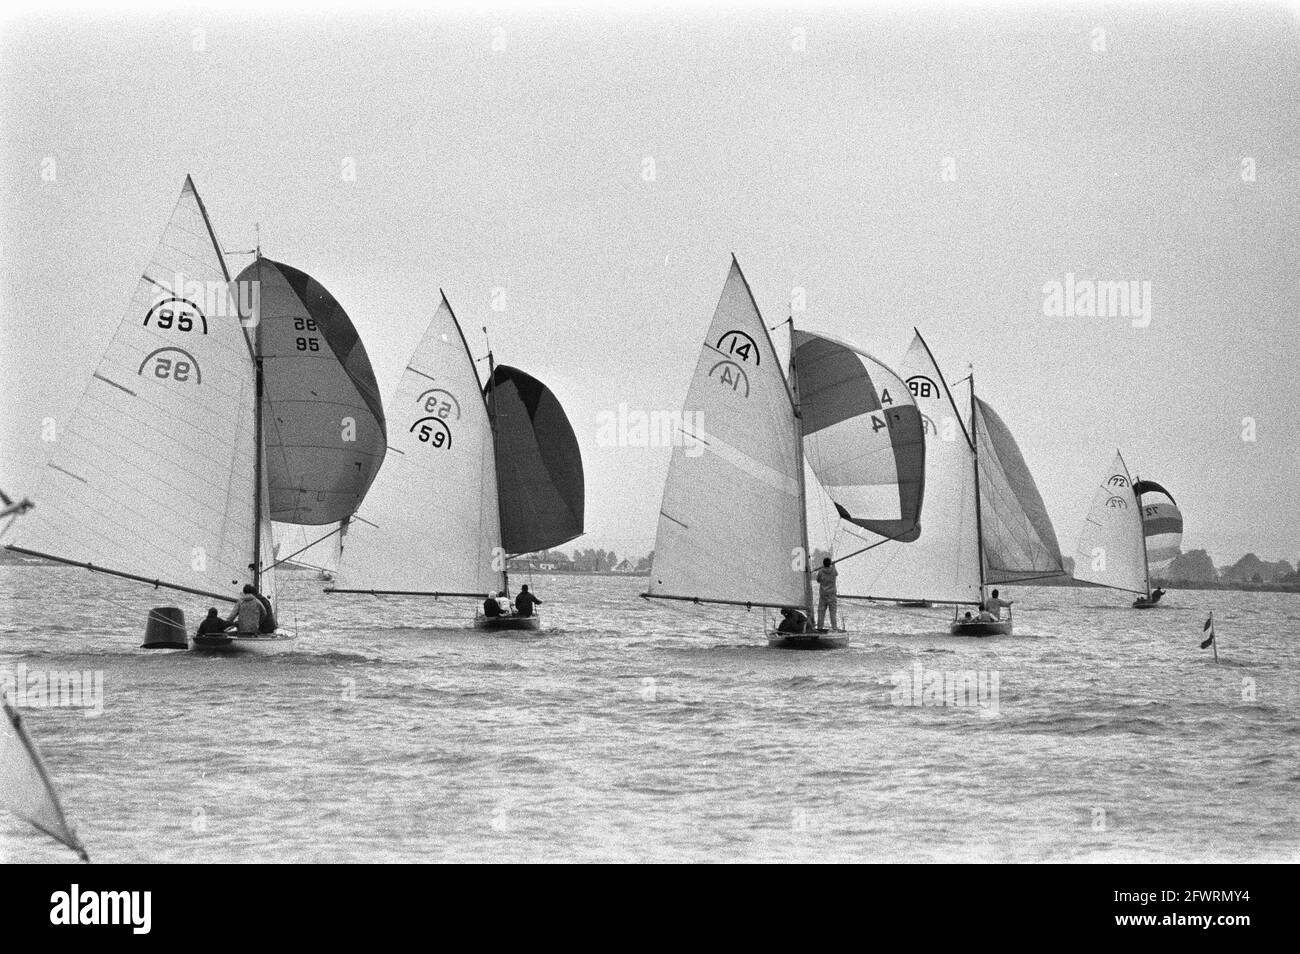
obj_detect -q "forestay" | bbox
[332,294,503,596]
[974,397,1064,584]
[645,258,805,608]
[835,332,981,604]
[1073,451,1147,594]
[242,258,387,526]
[793,330,925,541]
[7,176,259,602]
[486,366,585,556]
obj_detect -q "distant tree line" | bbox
[502,545,1299,590]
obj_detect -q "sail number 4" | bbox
[869,385,897,431]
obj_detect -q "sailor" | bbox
[252,586,278,634]
[1149,587,1166,603]
[961,611,974,623]
[483,592,503,618]
[514,584,542,617]
[814,558,839,631]
[776,607,806,633]
[985,589,1013,619]
[225,584,266,635]
[196,607,227,636]
[975,603,996,623]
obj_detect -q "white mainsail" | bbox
[331,294,503,596]
[645,258,806,608]
[1,697,88,861]
[8,176,264,603]
[1073,451,1148,594]
[836,332,982,604]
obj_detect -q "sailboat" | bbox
[3,176,293,654]
[327,292,584,631]
[0,490,87,860]
[1,696,89,862]
[1073,451,1180,608]
[833,331,1064,636]
[642,257,926,649]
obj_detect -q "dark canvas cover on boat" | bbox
[485,365,585,554]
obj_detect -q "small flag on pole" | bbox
[1200,612,1218,661]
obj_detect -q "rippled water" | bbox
[1,565,1296,863]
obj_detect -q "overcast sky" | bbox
[2,2,1297,565]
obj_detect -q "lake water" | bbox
[2,566,1296,862]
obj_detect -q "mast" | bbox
[969,369,987,601]
[789,315,814,626]
[251,250,264,590]
[485,343,509,598]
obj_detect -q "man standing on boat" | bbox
[986,589,1013,620]
[815,558,840,632]
[514,585,542,617]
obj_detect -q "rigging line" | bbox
[263,522,347,573]
[831,527,918,566]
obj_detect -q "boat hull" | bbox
[473,614,541,632]
[767,629,849,650]
[1132,595,1165,609]
[191,630,297,655]
[948,620,1012,637]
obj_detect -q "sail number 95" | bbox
[294,317,320,351]
[154,358,192,381]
